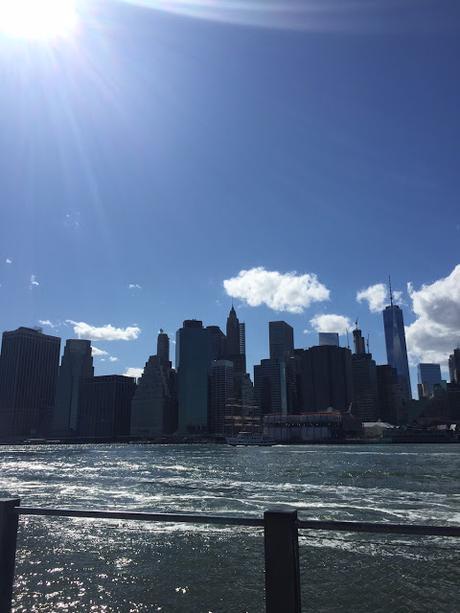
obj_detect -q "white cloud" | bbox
[128,283,142,290]
[29,274,39,288]
[38,319,56,328]
[223,267,330,314]
[310,313,352,335]
[357,283,403,313]
[5,258,12,264]
[92,347,118,362]
[92,346,108,357]
[66,321,141,341]
[123,367,143,379]
[356,283,387,313]
[406,265,460,365]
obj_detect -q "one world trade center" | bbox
[383,281,412,400]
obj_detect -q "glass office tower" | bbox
[417,363,442,399]
[383,304,412,399]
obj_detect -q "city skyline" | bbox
[1,292,458,392]
[1,271,458,398]
[1,0,459,398]
[2,302,458,439]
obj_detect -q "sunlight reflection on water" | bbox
[1,443,459,611]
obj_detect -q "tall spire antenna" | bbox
[346,329,350,350]
[388,275,394,307]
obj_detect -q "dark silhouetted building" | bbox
[285,353,303,414]
[131,330,177,437]
[269,321,294,361]
[383,291,411,399]
[239,322,246,357]
[0,327,61,438]
[376,365,407,424]
[446,383,460,421]
[319,332,339,347]
[157,329,170,365]
[52,339,94,436]
[417,363,442,399]
[221,307,249,415]
[448,348,460,384]
[353,327,366,355]
[352,355,378,421]
[208,359,234,435]
[176,320,212,434]
[226,306,240,355]
[130,355,176,437]
[78,375,136,438]
[297,345,353,412]
[224,373,259,435]
[254,359,287,415]
[410,381,460,425]
[351,327,378,421]
[224,306,246,374]
[207,325,226,361]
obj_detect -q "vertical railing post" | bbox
[0,498,20,613]
[264,507,301,613]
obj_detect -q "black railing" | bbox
[1,498,460,613]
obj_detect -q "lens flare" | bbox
[0,0,78,40]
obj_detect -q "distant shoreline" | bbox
[0,437,458,447]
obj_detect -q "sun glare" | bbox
[0,0,78,40]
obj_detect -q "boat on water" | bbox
[226,431,275,446]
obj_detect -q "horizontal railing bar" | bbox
[12,506,460,537]
[15,507,265,527]
[298,519,460,537]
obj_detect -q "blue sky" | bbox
[1,0,459,394]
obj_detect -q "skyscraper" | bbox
[239,322,246,357]
[226,306,240,356]
[351,327,378,421]
[417,363,442,399]
[131,330,177,437]
[176,320,212,434]
[254,359,287,416]
[376,365,407,424]
[269,321,294,361]
[208,359,234,435]
[52,339,94,436]
[352,326,366,355]
[297,345,353,412]
[383,284,412,399]
[130,355,172,437]
[318,332,339,347]
[78,375,136,438]
[206,325,226,361]
[225,306,246,374]
[448,348,460,384]
[157,329,170,365]
[0,327,61,437]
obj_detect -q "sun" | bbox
[0,0,78,40]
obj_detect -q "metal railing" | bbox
[1,498,460,613]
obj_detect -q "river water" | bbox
[1,443,459,612]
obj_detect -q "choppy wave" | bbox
[1,443,459,612]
